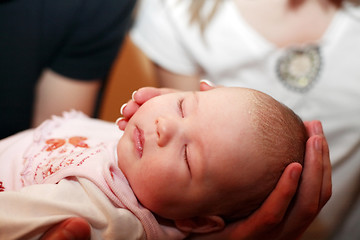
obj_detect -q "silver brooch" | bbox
[277,45,321,92]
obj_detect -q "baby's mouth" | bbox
[133,126,144,158]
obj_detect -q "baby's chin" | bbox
[115,139,128,172]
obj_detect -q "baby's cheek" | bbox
[133,178,162,211]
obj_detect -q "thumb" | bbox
[41,218,90,240]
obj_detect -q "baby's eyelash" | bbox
[184,144,188,160]
[178,98,185,118]
[184,145,191,172]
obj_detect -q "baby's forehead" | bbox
[200,87,253,102]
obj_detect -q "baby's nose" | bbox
[156,116,178,147]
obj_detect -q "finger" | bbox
[313,120,324,136]
[116,117,127,131]
[248,163,302,230]
[131,87,161,105]
[303,121,313,136]
[319,136,332,207]
[291,136,323,223]
[304,120,323,137]
[120,103,127,116]
[40,218,90,240]
[134,87,177,105]
[122,100,140,120]
[304,121,331,207]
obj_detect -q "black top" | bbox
[0,0,135,138]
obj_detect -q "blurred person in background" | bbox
[0,0,135,139]
[130,0,360,239]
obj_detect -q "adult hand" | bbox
[116,80,213,130]
[189,120,332,240]
[40,217,90,240]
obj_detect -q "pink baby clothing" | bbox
[0,111,187,240]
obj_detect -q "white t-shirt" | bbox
[131,1,360,239]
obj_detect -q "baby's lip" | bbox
[133,126,144,158]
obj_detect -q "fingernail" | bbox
[131,90,137,101]
[120,103,127,115]
[115,117,125,127]
[200,79,215,87]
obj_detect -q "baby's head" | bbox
[117,87,307,233]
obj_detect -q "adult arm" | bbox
[32,69,101,127]
[31,0,136,127]
[155,65,201,91]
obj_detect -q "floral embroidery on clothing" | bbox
[0,181,5,192]
[69,136,89,148]
[21,135,107,185]
[45,139,66,151]
[45,136,89,151]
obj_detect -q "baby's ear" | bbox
[174,215,225,233]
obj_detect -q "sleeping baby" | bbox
[0,87,307,240]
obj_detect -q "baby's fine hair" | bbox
[220,89,308,223]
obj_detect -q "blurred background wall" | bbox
[99,35,157,122]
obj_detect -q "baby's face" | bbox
[117,87,266,219]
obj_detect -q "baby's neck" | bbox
[154,214,177,228]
